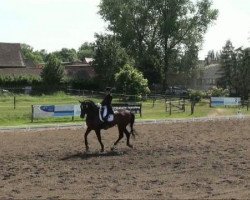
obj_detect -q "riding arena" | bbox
[0,116,249,199]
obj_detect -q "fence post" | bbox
[182,99,186,112]
[31,105,34,123]
[14,96,16,109]
[140,103,142,117]
[169,101,172,115]
[165,101,168,113]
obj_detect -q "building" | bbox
[64,60,96,80]
[0,42,41,77]
[0,42,25,68]
[193,62,223,90]
[0,42,95,80]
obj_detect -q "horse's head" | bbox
[79,100,97,118]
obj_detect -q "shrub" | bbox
[188,89,206,102]
[115,64,150,95]
[206,86,230,97]
[0,75,41,87]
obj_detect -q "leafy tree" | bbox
[99,0,218,88]
[52,48,77,62]
[115,64,150,95]
[235,47,250,99]
[219,40,236,92]
[206,86,229,97]
[41,54,65,86]
[93,34,133,88]
[21,43,46,64]
[220,41,250,99]
[77,42,95,61]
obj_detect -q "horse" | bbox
[79,100,135,152]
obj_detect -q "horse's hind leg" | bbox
[95,129,104,152]
[124,128,133,148]
[111,126,124,151]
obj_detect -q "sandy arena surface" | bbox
[0,119,249,199]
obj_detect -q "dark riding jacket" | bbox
[101,93,114,114]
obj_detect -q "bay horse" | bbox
[79,100,135,152]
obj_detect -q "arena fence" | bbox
[31,103,142,122]
[165,99,186,115]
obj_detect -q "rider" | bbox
[101,87,114,125]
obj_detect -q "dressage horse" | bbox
[79,100,135,152]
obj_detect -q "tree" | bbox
[21,43,46,64]
[236,47,250,99]
[99,0,218,89]
[115,64,150,95]
[77,42,95,61]
[220,40,235,92]
[93,34,133,88]
[41,54,65,86]
[220,41,250,99]
[52,48,77,62]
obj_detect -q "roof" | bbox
[203,63,223,79]
[65,65,96,79]
[84,58,94,64]
[0,43,25,68]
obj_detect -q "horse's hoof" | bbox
[100,149,105,153]
[84,150,90,154]
[111,146,117,151]
[128,145,133,149]
[84,148,90,153]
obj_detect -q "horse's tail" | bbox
[130,112,136,138]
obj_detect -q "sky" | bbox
[0,0,250,60]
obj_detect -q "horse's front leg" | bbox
[84,127,91,152]
[95,129,104,152]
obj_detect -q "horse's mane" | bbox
[83,100,99,110]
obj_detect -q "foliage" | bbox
[205,49,220,65]
[206,86,229,97]
[219,40,235,91]
[51,48,77,62]
[115,64,150,95]
[188,89,206,102]
[41,54,65,86]
[0,75,41,87]
[93,34,133,88]
[99,0,218,88]
[77,42,95,61]
[219,41,250,99]
[21,43,47,64]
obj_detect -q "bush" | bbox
[188,89,206,102]
[115,64,150,95]
[0,75,41,87]
[206,86,229,97]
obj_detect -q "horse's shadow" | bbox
[61,150,127,161]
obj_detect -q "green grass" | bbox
[0,93,249,126]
